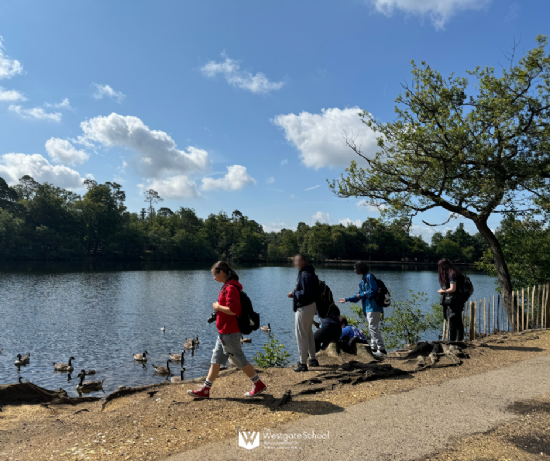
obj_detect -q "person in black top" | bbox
[312,305,341,352]
[438,258,465,341]
[287,254,319,372]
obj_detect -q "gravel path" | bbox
[166,353,550,461]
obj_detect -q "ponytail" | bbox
[211,261,239,281]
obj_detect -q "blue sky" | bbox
[0,0,547,241]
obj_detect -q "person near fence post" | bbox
[437,258,465,342]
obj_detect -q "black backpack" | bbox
[315,278,337,319]
[237,290,261,335]
[457,273,474,303]
[371,275,391,308]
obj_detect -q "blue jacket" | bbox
[340,325,355,340]
[345,273,382,314]
[293,264,318,311]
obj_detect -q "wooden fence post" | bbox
[497,294,500,332]
[486,298,487,336]
[492,295,495,334]
[523,288,526,332]
[516,291,520,332]
[469,301,476,341]
[538,285,542,328]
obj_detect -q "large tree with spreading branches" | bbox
[330,36,550,320]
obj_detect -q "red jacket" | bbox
[216,279,242,334]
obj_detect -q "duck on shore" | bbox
[76,370,105,393]
[53,356,75,372]
[170,368,186,383]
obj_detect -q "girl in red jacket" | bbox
[187,261,266,398]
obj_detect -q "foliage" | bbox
[253,336,291,368]
[381,292,444,349]
[330,36,550,315]
[477,215,550,289]
[0,174,488,263]
[343,292,444,350]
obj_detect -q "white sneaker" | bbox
[372,349,387,358]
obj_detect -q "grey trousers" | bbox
[295,302,317,364]
[367,311,386,351]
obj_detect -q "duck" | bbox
[241,338,252,343]
[186,335,199,345]
[183,340,195,350]
[14,354,25,367]
[152,360,171,375]
[170,368,186,383]
[76,370,105,393]
[261,323,271,332]
[160,326,166,332]
[169,350,185,362]
[19,353,30,364]
[83,369,96,375]
[133,351,148,362]
[53,356,75,372]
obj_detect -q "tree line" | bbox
[0,174,487,263]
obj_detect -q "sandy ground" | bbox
[0,331,548,461]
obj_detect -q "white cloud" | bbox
[45,98,72,109]
[45,138,89,165]
[312,211,331,224]
[8,105,62,122]
[367,0,491,30]
[504,2,520,22]
[80,113,209,178]
[262,220,295,233]
[339,218,362,227]
[0,87,26,101]
[273,107,378,169]
[280,159,288,166]
[0,153,85,189]
[201,165,256,191]
[200,53,284,94]
[0,37,23,80]
[356,199,385,213]
[141,175,200,199]
[93,84,125,103]
[266,177,275,184]
[305,185,320,191]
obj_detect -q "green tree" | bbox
[331,37,550,317]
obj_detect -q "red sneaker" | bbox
[245,380,266,397]
[187,386,211,399]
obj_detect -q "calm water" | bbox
[0,262,498,396]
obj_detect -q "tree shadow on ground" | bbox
[507,399,550,415]
[222,394,345,415]
[487,345,545,352]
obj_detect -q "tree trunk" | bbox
[475,219,514,322]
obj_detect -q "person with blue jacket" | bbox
[339,261,387,358]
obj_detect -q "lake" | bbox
[0,262,498,396]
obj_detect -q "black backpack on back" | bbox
[456,273,474,303]
[371,275,392,308]
[315,278,337,319]
[237,290,261,335]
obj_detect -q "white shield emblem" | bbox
[238,430,260,450]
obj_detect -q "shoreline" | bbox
[0,330,547,461]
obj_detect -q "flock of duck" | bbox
[5,322,273,394]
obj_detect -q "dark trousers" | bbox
[444,302,465,342]
[314,322,341,352]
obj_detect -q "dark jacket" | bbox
[293,264,318,311]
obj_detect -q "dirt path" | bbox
[167,353,550,461]
[0,331,548,461]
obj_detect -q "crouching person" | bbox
[339,261,387,358]
[188,261,266,398]
[338,316,369,352]
[313,305,341,352]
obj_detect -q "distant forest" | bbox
[0,175,488,262]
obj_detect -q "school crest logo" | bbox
[237,429,260,450]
